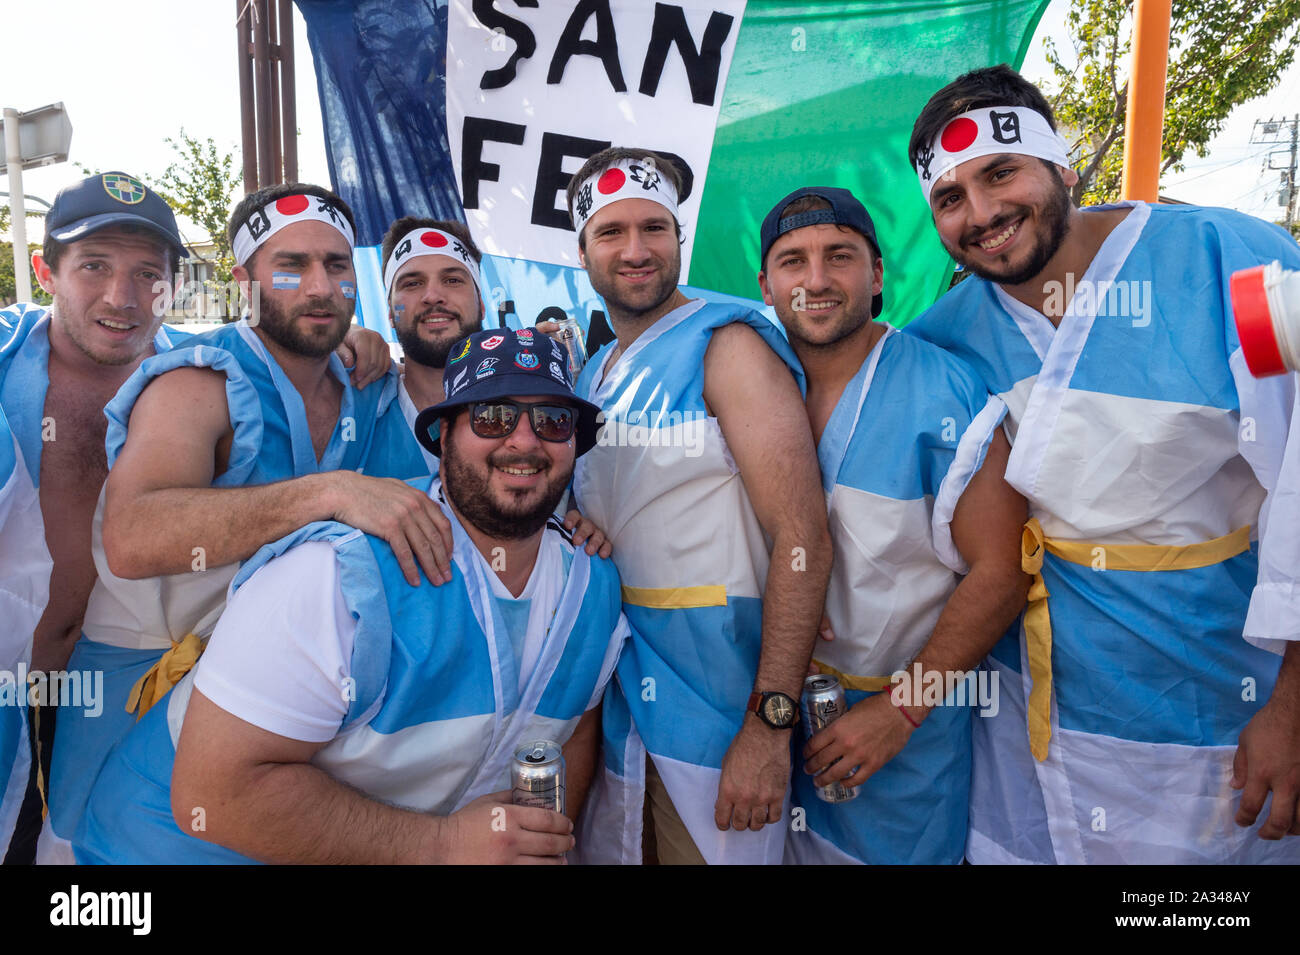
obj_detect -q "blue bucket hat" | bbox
[414,327,601,457]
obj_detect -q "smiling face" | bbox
[36,227,173,366]
[440,393,576,542]
[578,198,682,322]
[238,219,355,357]
[928,153,1075,286]
[389,257,484,369]
[759,223,882,350]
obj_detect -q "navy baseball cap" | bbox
[759,186,883,318]
[414,327,602,457]
[45,171,188,257]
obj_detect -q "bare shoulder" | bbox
[130,364,231,425]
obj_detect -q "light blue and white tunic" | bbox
[363,373,437,481]
[50,318,385,846]
[74,478,628,863]
[785,325,1006,865]
[571,299,805,865]
[0,304,176,857]
[907,201,1300,864]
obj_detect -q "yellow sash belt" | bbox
[125,632,204,720]
[1020,518,1250,761]
[809,659,893,693]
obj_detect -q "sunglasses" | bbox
[469,401,577,443]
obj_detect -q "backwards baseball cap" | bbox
[45,171,188,257]
[413,327,601,457]
[759,187,884,318]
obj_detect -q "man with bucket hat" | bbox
[75,328,628,864]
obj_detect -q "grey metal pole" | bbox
[3,107,32,304]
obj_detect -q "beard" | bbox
[779,297,874,352]
[394,306,483,369]
[587,246,681,320]
[948,171,1073,286]
[441,426,572,541]
[255,291,352,358]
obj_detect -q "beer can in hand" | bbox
[554,317,587,378]
[801,675,860,803]
[512,740,566,814]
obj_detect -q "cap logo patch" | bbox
[449,339,472,363]
[102,174,146,205]
[514,352,539,370]
[549,361,567,384]
[476,357,499,379]
[480,334,505,350]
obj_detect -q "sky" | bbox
[3,0,1297,245]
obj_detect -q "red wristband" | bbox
[889,688,921,728]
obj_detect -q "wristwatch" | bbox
[748,690,799,730]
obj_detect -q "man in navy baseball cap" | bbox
[415,328,601,458]
[0,169,191,863]
[43,171,188,259]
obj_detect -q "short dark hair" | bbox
[227,182,356,271]
[380,217,482,270]
[908,64,1057,172]
[42,222,180,276]
[565,147,686,248]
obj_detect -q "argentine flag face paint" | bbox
[271,272,301,290]
[340,281,357,300]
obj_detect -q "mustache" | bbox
[290,296,350,319]
[489,451,550,471]
[961,209,1026,246]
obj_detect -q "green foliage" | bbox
[0,242,51,307]
[1045,0,1300,204]
[153,130,241,284]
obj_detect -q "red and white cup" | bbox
[1231,260,1300,377]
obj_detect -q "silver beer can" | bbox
[554,317,587,378]
[801,674,860,803]
[512,740,566,814]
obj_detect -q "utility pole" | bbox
[1251,115,1299,232]
[235,0,298,194]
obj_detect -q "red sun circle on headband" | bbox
[596,168,626,194]
[940,117,979,154]
[420,231,448,247]
[276,194,310,215]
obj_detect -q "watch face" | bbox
[763,694,794,727]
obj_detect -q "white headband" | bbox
[382,227,482,297]
[916,106,1070,203]
[570,157,679,235]
[232,192,355,266]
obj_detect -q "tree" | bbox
[153,130,242,285]
[0,206,50,307]
[1044,1,1300,204]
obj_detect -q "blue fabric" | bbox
[818,329,993,499]
[0,305,53,486]
[363,375,434,480]
[793,688,971,865]
[296,0,459,248]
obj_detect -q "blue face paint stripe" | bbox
[340,280,357,300]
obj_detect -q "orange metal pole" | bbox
[1121,0,1173,201]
